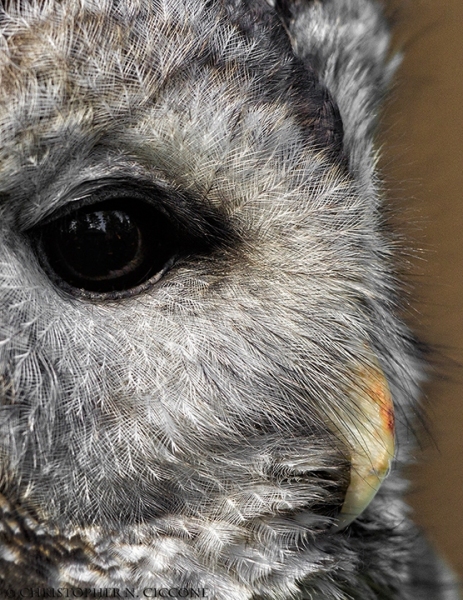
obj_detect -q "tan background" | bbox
[380,0,463,579]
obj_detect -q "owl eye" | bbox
[34,197,180,296]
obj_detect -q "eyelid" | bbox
[30,182,174,229]
[30,181,219,244]
[27,178,234,260]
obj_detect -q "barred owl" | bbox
[0,0,459,598]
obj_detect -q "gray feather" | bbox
[0,0,459,598]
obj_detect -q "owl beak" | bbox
[333,357,395,530]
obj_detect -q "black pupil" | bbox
[40,199,177,293]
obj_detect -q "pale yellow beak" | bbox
[333,354,395,530]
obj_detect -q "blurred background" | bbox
[380,0,463,579]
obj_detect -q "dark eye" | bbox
[34,197,180,296]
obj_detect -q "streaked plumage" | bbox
[0,0,459,597]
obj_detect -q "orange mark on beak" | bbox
[334,355,395,530]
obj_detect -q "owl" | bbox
[0,0,459,598]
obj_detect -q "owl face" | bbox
[0,0,419,596]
